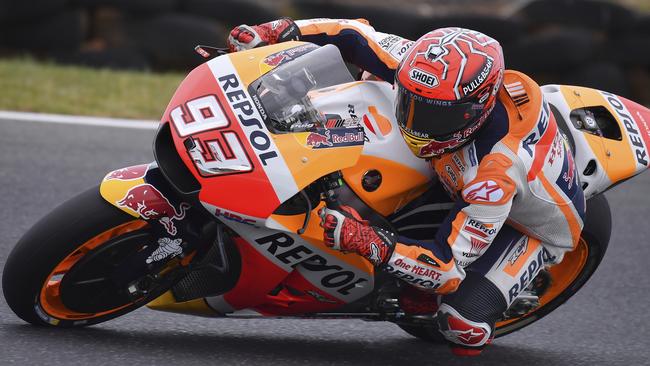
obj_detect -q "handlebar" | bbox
[324,189,342,211]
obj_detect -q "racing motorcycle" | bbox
[4,41,650,342]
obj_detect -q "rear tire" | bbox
[2,186,171,327]
[397,194,611,342]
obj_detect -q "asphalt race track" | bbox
[1,118,649,366]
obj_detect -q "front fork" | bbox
[99,162,214,299]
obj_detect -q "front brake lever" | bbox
[297,190,312,235]
[324,189,342,211]
[195,45,229,59]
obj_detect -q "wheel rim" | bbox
[495,238,589,332]
[39,220,149,320]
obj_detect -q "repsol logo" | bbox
[409,68,439,88]
[602,91,649,167]
[522,101,550,157]
[465,219,497,238]
[507,248,544,303]
[255,233,368,296]
[385,264,441,290]
[218,74,278,166]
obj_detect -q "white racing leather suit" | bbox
[295,18,587,349]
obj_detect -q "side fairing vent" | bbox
[153,123,201,197]
[569,106,623,141]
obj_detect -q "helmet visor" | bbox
[395,86,484,140]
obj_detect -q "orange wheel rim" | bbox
[496,238,589,329]
[39,220,148,320]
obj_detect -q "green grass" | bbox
[0,58,185,120]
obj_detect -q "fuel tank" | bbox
[310,81,434,216]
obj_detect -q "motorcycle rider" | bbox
[227,18,586,356]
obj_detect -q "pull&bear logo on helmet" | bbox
[461,57,493,96]
[409,68,439,88]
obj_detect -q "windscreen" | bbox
[249,44,355,133]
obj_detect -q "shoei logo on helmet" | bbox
[409,68,439,88]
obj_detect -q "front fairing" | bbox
[159,42,364,224]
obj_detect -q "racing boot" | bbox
[436,303,494,356]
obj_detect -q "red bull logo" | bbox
[262,44,318,68]
[117,184,189,235]
[105,164,149,181]
[419,137,463,157]
[263,53,288,67]
[306,130,333,148]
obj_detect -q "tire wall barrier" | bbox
[0,0,649,105]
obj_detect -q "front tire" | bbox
[2,186,171,327]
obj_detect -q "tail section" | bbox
[543,84,650,198]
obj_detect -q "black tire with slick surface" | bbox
[2,186,166,327]
[494,194,610,337]
[397,194,611,342]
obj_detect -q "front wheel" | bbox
[2,186,179,327]
[397,194,611,342]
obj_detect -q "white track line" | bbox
[0,110,159,130]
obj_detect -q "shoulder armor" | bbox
[498,70,544,140]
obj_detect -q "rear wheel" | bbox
[2,186,179,327]
[397,194,611,342]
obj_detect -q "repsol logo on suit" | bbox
[507,248,544,303]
